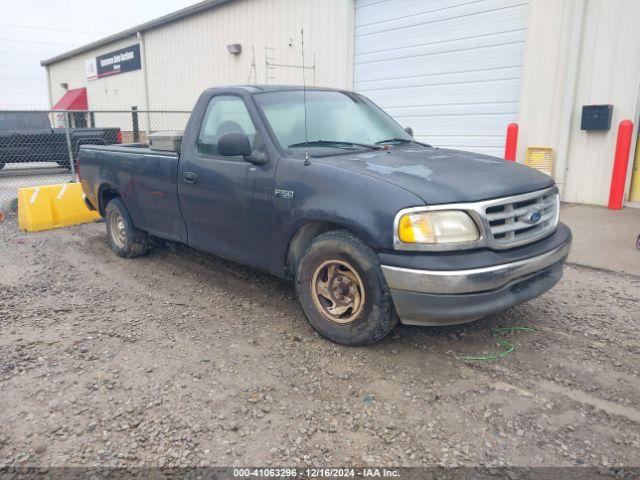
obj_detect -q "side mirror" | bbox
[405,126,414,136]
[217,131,252,157]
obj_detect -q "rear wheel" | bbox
[105,198,148,258]
[295,230,398,345]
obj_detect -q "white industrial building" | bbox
[41,0,640,207]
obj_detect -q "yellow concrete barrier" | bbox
[18,183,101,232]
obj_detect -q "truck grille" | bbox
[483,187,559,248]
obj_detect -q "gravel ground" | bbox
[0,212,639,469]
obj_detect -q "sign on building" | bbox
[85,58,98,81]
[85,44,141,81]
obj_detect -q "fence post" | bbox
[132,106,140,143]
[63,112,77,182]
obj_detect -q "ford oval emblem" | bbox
[525,209,543,225]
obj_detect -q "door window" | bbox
[197,95,257,157]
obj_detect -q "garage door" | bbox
[354,0,529,157]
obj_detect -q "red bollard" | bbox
[504,123,519,161]
[608,119,634,210]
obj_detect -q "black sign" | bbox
[94,44,141,78]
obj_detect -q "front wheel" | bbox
[295,230,398,345]
[105,198,148,258]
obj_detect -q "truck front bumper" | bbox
[380,238,571,326]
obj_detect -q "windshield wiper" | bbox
[288,140,383,150]
[375,138,431,147]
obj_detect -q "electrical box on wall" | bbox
[581,105,613,131]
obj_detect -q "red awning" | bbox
[52,87,88,110]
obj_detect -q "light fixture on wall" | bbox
[60,82,68,90]
[226,44,242,55]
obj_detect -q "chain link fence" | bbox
[0,109,190,210]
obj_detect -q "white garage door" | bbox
[354,0,529,157]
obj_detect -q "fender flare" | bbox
[96,182,121,216]
[281,216,381,278]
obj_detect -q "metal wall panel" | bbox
[46,0,355,113]
[354,0,529,157]
[518,0,640,206]
[143,0,354,111]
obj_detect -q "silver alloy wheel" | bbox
[109,209,127,249]
[310,259,365,324]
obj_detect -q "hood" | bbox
[309,146,555,204]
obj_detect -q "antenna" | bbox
[301,27,310,165]
[247,45,257,84]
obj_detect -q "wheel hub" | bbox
[109,210,126,249]
[331,275,354,301]
[311,260,365,324]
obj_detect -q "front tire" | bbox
[295,230,398,345]
[105,198,148,258]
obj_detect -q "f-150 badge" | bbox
[275,189,294,199]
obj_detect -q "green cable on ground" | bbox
[456,326,538,361]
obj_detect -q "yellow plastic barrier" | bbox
[18,183,101,232]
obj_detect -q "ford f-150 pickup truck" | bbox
[79,86,571,345]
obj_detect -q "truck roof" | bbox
[203,85,348,95]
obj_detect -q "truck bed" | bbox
[1,125,122,166]
[81,143,177,156]
[79,143,186,242]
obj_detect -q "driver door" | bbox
[178,94,275,269]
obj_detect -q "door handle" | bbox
[183,171,198,184]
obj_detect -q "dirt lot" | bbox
[0,213,639,469]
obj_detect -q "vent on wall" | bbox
[525,147,554,177]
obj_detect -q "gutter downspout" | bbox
[347,0,356,90]
[555,0,586,194]
[45,66,53,108]
[137,31,151,138]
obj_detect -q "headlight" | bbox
[397,210,479,246]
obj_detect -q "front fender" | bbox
[271,159,424,276]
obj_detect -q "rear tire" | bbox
[105,198,148,258]
[295,230,398,345]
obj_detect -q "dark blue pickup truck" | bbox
[0,111,121,169]
[79,86,571,345]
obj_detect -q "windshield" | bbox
[253,90,412,151]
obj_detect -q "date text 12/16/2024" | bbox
[233,468,401,478]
